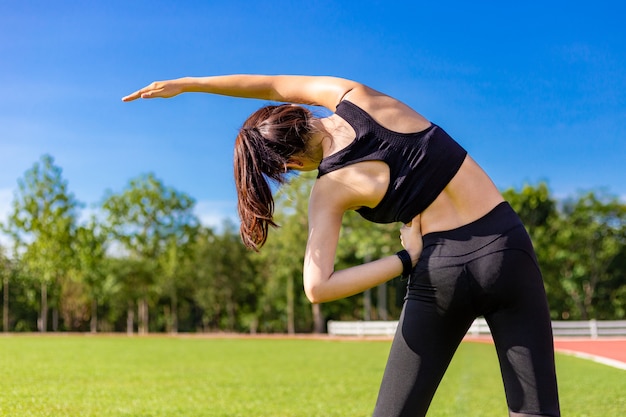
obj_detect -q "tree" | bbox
[158,227,201,334]
[550,192,626,320]
[3,155,80,332]
[256,172,317,333]
[1,257,39,332]
[1,245,10,332]
[336,210,399,321]
[604,243,626,319]
[502,182,564,308]
[105,256,153,334]
[189,223,260,332]
[74,217,109,332]
[102,173,198,334]
[503,183,626,320]
[502,182,557,233]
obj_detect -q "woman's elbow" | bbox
[303,267,335,303]
[304,284,324,304]
[304,277,333,304]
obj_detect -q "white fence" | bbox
[327,319,626,338]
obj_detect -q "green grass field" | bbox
[0,335,623,417]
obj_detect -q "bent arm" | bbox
[122,74,363,111]
[305,247,409,304]
[303,177,422,304]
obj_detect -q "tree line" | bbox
[1,155,625,334]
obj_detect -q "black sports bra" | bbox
[317,100,467,224]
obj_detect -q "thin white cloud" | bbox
[194,200,238,230]
[0,188,12,218]
[0,188,14,248]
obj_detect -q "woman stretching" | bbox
[123,75,560,417]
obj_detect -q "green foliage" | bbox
[2,155,80,331]
[190,224,261,332]
[70,217,109,331]
[101,173,200,333]
[549,192,626,319]
[102,173,198,259]
[1,154,625,333]
[502,182,557,232]
[503,183,626,320]
[335,210,402,321]
[0,245,10,332]
[256,172,315,333]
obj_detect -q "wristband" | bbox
[396,249,413,279]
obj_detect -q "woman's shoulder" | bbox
[312,163,389,214]
[340,89,431,134]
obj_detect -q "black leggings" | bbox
[373,202,560,417]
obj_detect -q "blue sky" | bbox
[1,0,625,232]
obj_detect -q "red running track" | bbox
[464,337,626,370]
[553,338,626,370]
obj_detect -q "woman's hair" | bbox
[233,104,315,251]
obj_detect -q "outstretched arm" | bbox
[122,74,363,111]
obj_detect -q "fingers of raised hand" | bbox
[122,82,162,102]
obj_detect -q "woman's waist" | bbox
[420,192,506,236]
[421,201,526,250]
[418,155,505,235]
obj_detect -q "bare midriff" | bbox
[419,155,505,235]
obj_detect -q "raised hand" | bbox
[122,79,187,102]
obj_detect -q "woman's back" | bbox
[420,156,505,234]
[330,89,504,234]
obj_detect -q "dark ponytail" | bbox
[233,104,314,250]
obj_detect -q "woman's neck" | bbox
[316,115,355,159]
